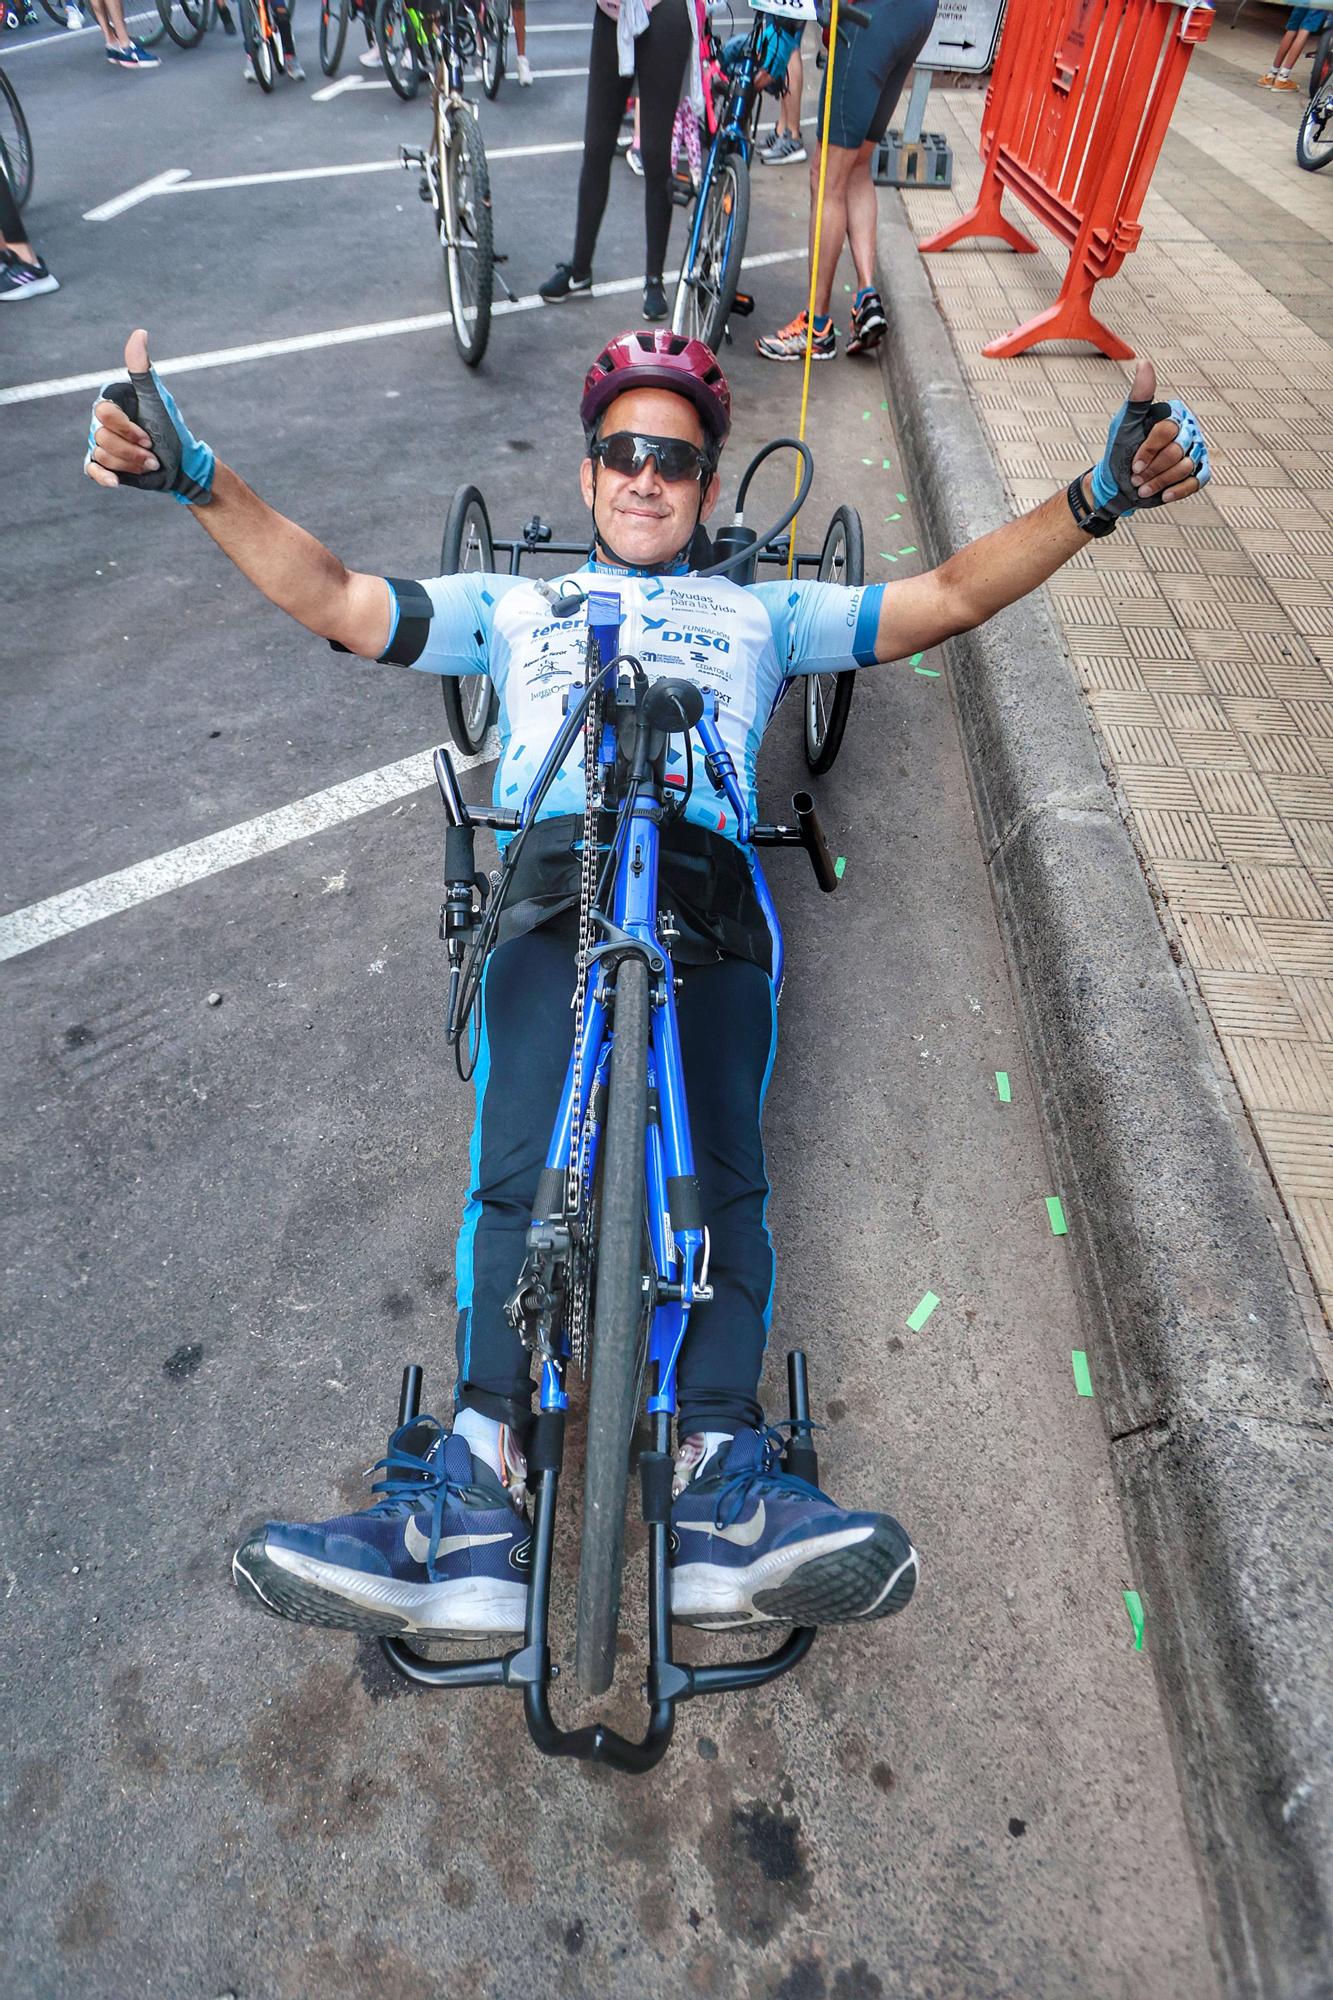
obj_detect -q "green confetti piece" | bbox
[1046,1195,1068,1236]
[1123,1589,1145,1650]
[834,854,846,879]
[1071,1349,1094,1397]
[884,512,902,522]
[909,652,924,666]
[879,553,899,562]
[882,458,892,470]
[906,1291,940,1333]
[899,545,918,556]
[896,492,907,503]
[995,1069,1011,1101]
[861,457,874,466]
[862,410,871,421]
[914,667,940,677]
[881,400,889,412]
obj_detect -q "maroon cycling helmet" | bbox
[581,329,732,454]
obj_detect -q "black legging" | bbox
[0,159,25,246]
[572,0,692,282]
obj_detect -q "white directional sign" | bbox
[917,0,1007,73]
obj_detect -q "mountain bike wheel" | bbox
[240,0,276,85]
[37,0,67,23]
[1297,80,1333,170]
[157,0,208,48]
[319,0,350,72]
[0,70,32,212]
[443,104,493,367]
[575,953,653,1698]
[126,1,170,44]
[438,484,499,753]
[671,148,749,355]
[1310,26,1332,98]
[479,0,505,96]
[375,0,420,97]
[803,504,864,774]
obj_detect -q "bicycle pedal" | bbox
[730,291,755,317]
[400,144,426,169]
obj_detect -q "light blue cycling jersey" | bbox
[379,565,885,844]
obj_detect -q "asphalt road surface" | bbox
[3,13,1221,1999]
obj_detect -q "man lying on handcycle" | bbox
[85,328,1210,1643]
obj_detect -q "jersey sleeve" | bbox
[751,578,886,675]
[371,572,512,677]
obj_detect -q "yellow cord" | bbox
[788,0,841,577]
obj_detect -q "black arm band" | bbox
[378,577,436,666]
[1067,473,1119,539]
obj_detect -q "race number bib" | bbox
[749,0,817,20]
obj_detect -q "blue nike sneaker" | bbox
[232,1418,530,1637]
[669,1428,919,1630]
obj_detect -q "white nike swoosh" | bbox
[675,1500,767,1548]
[403,1520,512,1565]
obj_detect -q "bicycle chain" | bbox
[565,636,604,1375]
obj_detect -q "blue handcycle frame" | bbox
[380,586,840,1769]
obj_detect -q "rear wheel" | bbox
[479,0,505,96]
[242,0,276,86]
[575,954,652,1698]
[1310,26,1332,98]
[319,0,350,72]
[38,0,68,21]
[156,0,208,47]
[443,104,493,366]
[671,149,749,355]
[0,71,33,212]
[1297,80,1333,171]
[376,0,420,97]
[803,505,864,773]
[127,0,170,42]
[439,485,499,753]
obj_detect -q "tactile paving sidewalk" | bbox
[897,86,1333,1322]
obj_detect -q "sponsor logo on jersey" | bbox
[642,616,731,653]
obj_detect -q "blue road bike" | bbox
[381,449,860,1768]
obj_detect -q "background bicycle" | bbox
[0,63,31,210]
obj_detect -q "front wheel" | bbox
[242,0,276,87]
[671,149,750,355]
[803,504,864,774]
[376,0,420,98]
[319,0,350,72]
[0,70,33,211]
[442,105,494,367]
[156,0,208,47]
[1297,81,1333,171]
[479,0,505,96]
[575,955,652,1699]
[438,484,498,752]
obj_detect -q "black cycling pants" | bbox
[0,159,24,246]
[572,0,692,281]
[453,923,777,1441]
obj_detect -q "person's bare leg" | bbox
[807,141,860,318]
[0,230,38,262]
[844,142,879,293]
[778,49,803,141]
[513,0,525,57]
[87,0,128,47]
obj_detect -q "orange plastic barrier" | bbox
[919,0,1213,358]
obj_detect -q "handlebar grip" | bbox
[445,822,477,882]
[792,791,839,895]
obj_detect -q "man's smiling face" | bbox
[579,386,722,570]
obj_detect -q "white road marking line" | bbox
[313,63,586,99]
[1,249,804,405]
[83,168,192,223]
[0,739,496,965]
[92,137,586,204]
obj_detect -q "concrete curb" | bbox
[876,193,1333,2000]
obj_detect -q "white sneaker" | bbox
[243,53,256,79]
[359,43,379,66]
[286,53,305,78]
[516,52,532,85]
[65,3,82,26]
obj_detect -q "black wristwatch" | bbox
[1067,472,1119,538]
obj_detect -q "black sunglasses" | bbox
[590,431,715,482]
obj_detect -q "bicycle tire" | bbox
[671,147,749,355]
[319,0,350,71]
[1310,26,1332,98]
[0,69,32,213]
[1297,81,1333,171]
[37,0,67,24]
[479,0,504,96]
[443,104,493,367]
[803,504,863,774]
[127,0,170,45]
[157,0,208,48]
[375,0,420,98]
[438,484,499,752]
[575,953,652,1698]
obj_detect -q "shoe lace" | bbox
[777,312,808,339]
[363,1414,480,1580]
[701,1422,828,1532]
